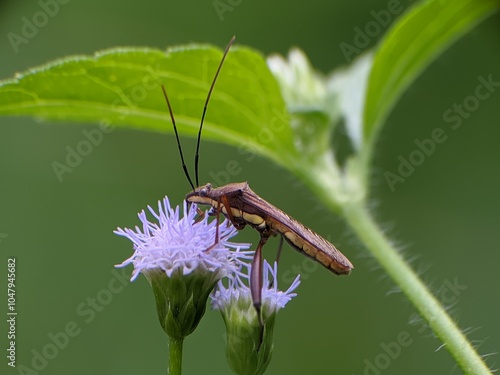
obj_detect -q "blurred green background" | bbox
[0,0,499,374]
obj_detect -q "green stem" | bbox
[298,152,490,373]
[341,202,492,375]
[168,336,184,375]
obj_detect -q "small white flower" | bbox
[114,196,252,281]
[267,48,328,112]
[211,261,300,315]
[211,260,300,375]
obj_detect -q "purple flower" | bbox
[115,197,252,281]
[114,196,252,339]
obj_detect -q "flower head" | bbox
[115,196,252,280]
[211,260,300,375]
[212,261,300,315]
[114,196,252,339]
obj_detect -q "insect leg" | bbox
[266,236,284,288]
[194,207,206,223]
[220,194,246,230]
[204,196,245,252]
[275,235,284,264]
[250,233,269,351]
[250,237,264,320]
[203,200,223,253]
[214,199,221,244]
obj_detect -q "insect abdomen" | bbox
[280,228,352,275]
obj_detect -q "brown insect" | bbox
[162,36,353,322]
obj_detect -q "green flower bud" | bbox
[212,262,300,375]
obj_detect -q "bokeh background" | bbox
[0,0,499,374]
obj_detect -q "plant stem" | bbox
[341,202,492,375]
[168,336,184,375]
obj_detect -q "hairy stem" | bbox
[340,202,492,375]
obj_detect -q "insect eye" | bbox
[199,188,207,197]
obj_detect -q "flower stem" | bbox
[168,336,184,375]
[341,202,492,375]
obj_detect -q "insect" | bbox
[161,36,353,323]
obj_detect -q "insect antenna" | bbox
[194,35,236,187]
[161,84,196,191]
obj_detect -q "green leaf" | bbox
[0,45,294,167]
[363,0,499,145]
